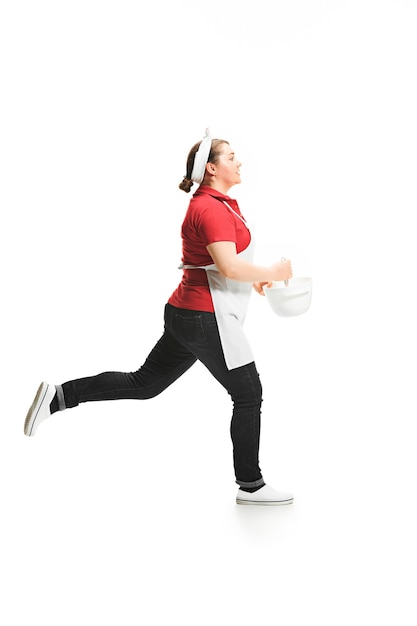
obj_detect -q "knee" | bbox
[249,374,263,404]
[233,367,263,408]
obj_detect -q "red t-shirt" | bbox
[168,186,251,313]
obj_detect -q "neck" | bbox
[202,178,232,196]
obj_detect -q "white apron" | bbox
[180,201,255,370]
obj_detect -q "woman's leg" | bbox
[165,303,264,490]
[56,314,197,411]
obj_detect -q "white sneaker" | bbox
[236,484,294,506]
[24,382,56,436]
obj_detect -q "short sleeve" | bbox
[195,202,237,247]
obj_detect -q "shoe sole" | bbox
[24,382,48,437]
[236,498,294,506]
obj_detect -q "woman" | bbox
[24,129,294,506]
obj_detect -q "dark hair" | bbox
[178,138,229,193]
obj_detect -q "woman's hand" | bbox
[253,260,293,296]
[271,258,293,282]
[252,281,272,296]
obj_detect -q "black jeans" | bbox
[59,303,264,488]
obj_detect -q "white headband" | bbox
[191,128,212,184]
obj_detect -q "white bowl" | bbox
[263,277,312,317]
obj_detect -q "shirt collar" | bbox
[193,185,235,203]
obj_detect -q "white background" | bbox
[1,1,416,624]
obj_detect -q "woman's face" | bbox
[211,143,242,191]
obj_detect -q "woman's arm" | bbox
[206,241,292,284]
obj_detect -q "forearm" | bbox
[206,241,292,283]
[221,257,278,282]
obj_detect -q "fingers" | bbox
[253,282,264,295]
[283,259,293,280]
[272,260,292,282]
[253,281,273,295]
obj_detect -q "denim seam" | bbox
[246,366,261,482]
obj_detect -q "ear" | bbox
[206,162,216,175]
